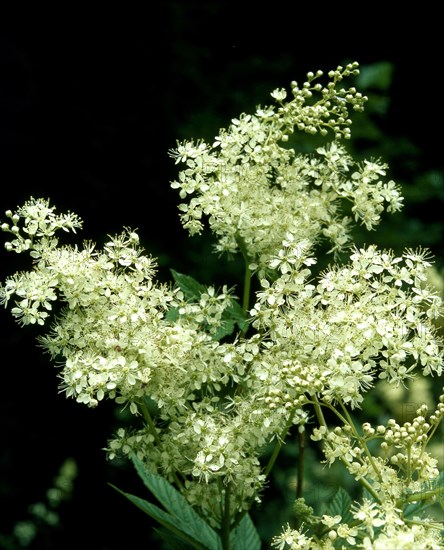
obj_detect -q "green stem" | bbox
[406,444,412,484]
[311,394,382,504]
[296,430,305,500]
[139,398,161,444]
[139,398,185,491]
[304,398,349,426]
[294,429,305,530]
[235,232,252,323]
[310,393,330,434]
[337,400,383,485]
[242,261,251,316]
[418,416,442,465]
[220,482,232,550]
[398,484,444,507]
[264,411,296,477]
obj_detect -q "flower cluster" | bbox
[251,243,443,411]
[170,63,402,269]
[1,197,82,254]
[0,198,281,522]
[272,397,444,548]
[2,63,443,546]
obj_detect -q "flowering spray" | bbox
[1,62,443,549]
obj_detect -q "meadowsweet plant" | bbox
[1,62,443,549]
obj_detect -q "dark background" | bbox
[1,4,442,548]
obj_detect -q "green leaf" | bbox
[404,471,444,514]
[110,485,206,548]
[429,471,444,510]
[111,486,174,529]
[169,269,248,339]
[224,298,249,333]
[154,527,196,550]
[230,513,261,550]
[171,269,207,301]
[430,470,444,489]
[403,499,434,519]
[324,487,353,525]
[165,306,179,322]
[131,456,222,549]
[211,297,250,339]
[212,318,236,341]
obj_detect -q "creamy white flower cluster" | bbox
[251,242,443,409]
[1,198,82,255]
[273,505,443,549]
[0,198,281,522]
[170,63,403,269]
[2,62,443,539]
[0,199,238,412]
[272,398,444,549]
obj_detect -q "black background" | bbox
[1,4,442,548]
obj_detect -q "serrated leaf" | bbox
[131,456,222,549]
[154,527,194,550]
[224,298,249,333]
[165,306,180,322]
[230,513,261,550]
[403,499,434,519]
[171,269,206,301]
[112,487,174,528]
[110,485,208,548]
[212,298,249,339]
[324,487,353,525]
[430,471,444,490]
[170,269,248,339]
[213,318,236,341]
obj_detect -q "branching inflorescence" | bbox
[1,62,443,549]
